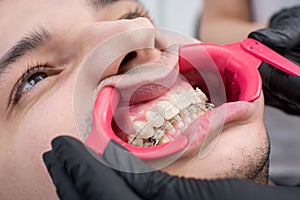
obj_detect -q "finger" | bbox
[260,63,300,100]
[51,136,141,200]
[102,140,169,198]
[249,7,300,51]
[43,151,82,200]
[102,140,151,173]
[249,28,299,52]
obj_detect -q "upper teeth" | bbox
[128,87,213,147]
[155,101,180,120]
[146,111,165,128]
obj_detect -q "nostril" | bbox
[119,51,137,72]
[118,51,138,74]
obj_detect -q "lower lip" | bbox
[84,86,189,160]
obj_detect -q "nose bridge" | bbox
[79,17,157,54]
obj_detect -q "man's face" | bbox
[0,0,269,199]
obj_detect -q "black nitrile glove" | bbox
[43,136,300,200]
[248,6,300,115]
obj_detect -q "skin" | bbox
[0,0,269,199]
[199,0,266,44]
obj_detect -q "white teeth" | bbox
[165,121,176,134]
[188,105,198,113]
[183,116,192,124]
[146,111,164,128]
[176,121,185,128]
[153,129,165,140]
[159,135,171,144]
[133,121,154,139]
[181,108,190,117]
[194,87,208,103]
[171,92,193,110]
[173,115,182,123]
[143,142,154,147]
[128,136,143,147]
[127,87,214,147]
[156,101,180,120]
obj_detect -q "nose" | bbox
[72,17,167,137]
[75,17,168,88]
[78,17,158,56]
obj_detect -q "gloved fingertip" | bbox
[248,29,271,43]
[51,136,72,148]
[103,140,151,173]
[51,136,65,149]
[110,140,129,151]
[51,136,84,154]
[42,151,56,173]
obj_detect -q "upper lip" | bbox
[96,49,180,106]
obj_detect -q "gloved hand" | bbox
[248,6,300,115]
[43,136,300,200]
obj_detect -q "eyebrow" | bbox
[88,0,137,8]
[87,0,120,7]
[0,27,51,76]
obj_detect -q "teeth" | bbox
[164,121,176,134]
[171,115,184,128]
[156,101,180,120]
[128,136,143,147]
[133,121,154,139]
[143,142,154,147]
[176,121,185,128]
[181,108,190,117]
[188,105,198,113]
[159,135,171,144]
[146,111,164,128]
[194,87,208,103]
[127,87,214,147]
[183,116,192,124]
[153,129,165,140]
[171,92,192,110]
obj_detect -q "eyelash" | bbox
[122,5,152,21]
[11,63,55,105]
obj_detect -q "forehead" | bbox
[0,0,89,24]
[0,0,90,51]
[0,0,137,57]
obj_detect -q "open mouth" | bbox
[113,74,214,148]
[84,42,262,161]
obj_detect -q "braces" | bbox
[128,88,214,147]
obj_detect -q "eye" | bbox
[11,64,60,105]
[121,4,152,21]
[22,72,47,94]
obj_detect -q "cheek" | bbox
[191,123,268,178]
[0,85,82,197]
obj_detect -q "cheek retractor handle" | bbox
[240,38,300,76]
[84,86,189,160]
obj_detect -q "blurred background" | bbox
[139,0,203,37]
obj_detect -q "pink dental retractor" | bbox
[84,38,300,162]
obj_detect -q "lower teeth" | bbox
[128,88,214,147]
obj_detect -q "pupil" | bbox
[22,73,48,94]
[29,73,47,86]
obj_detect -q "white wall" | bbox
[139,0,203,37]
